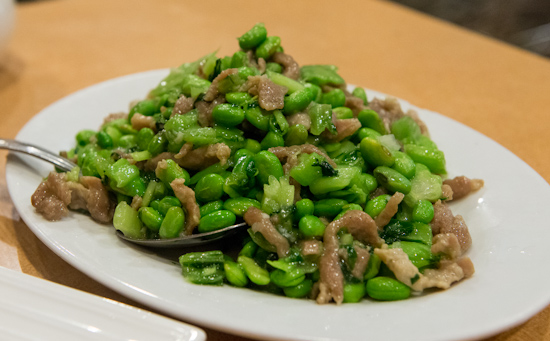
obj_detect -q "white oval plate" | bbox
[7,70,550,341]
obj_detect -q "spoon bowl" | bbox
[1,138,248,248]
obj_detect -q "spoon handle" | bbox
[0,138,77,172]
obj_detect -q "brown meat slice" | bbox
[203,68,239,102]
[170,178,200,235]
[171,94,195,117]
[286,112,311,130]
[374,192,405,228]
[300,240,323,257]
[31,172,114,223]
[317,210,383,304]
[271,52,300,80]
[31,172,72,221]
[145,143,230,172]
[269,144,337,175]
[130,113,156,132]
[351,245,371,279]
[244,75,287,111]
[374,247,473,292]
[322,117,361,142]
[345,94,366,116]
[244,207,290,258]
[443,176,484,201]
[431,233,461,260]
[431,200,472,254]
[368,97,405,133]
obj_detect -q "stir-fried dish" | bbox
[31,24,483,304]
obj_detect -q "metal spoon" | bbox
[1,138,248,248]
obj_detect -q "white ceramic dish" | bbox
[0,266,206,341]
[7,70,550,341]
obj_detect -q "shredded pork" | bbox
[244,207,290,258]
[170,178,201,235]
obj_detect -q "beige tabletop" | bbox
[1,0,550,340]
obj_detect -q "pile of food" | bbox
[31,24,483,304]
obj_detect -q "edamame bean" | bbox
[352,87,368,105]
[365,194,391,218]
[254,150,284,185]
[113,201,146,239]
[255,36,281,60]
[238,23,267,50]
[138,207,163,232]
[295,199,314,221]
[147,131,167,156]
[313,198,349,219]
[412,199,435,223]
[96,131,113,149]
[343,282,366,303]
[76,129,96,146]
[159,206,185,239]
[244,104,270,131]
[265,62,282,73]
[358,109,386,134]
[155,159,190,187]
[356,127,382,142]
[283,279,313,298]
[231,51,248,68]
[299,215,326,238]
[366,276,411,301]
[223,197,261,216]
[198,210,237,233]
[200,200,224,217]
[212,103,245,127]
[360,137,395,167]
[195,173,225,203]
[392,150,416,179]
[333,107,353,120]
[373,166,412,194]
[284,124,308,146]
[224,256,248,287]
[244,138,261,153]
[239,239,258,258]
[270,269,305,288]
[157,196,181,215]
[321,88,346,108]
[260,131,284,150]
[283,88,313,115]
[403,144,446,174]
[364,253,382,280]
[238,255,270,285]
[226,92,252,106]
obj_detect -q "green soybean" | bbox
[244,104,270,131]
[212,103,245,127]
[373,166,412,194]
[366,277,411,301]
[403,144,446,174]
[226,92,252,106]
[343,282,366,303]
[364,253,382,280]
[320,88,346,108]
[283,88,312,115]
[255,36,281,60]
[283,279,313,298]
[254,150,284,185]
[392,151,417,179]
[238,255,270,285]
[270,269,305,288]
[155,159,190,188]
[159,206,185,239]
[113,201,146,239]
[199,200,224,217]
[352,87,368,105]
[260,131,284,150]
[333,107,354,120]
[195,173,225,203]
[356,127,382,142]
[238,23,267,50]
[265,62,283,73]
[358,109,386,135]
[138,207,163,232]
[295,199,314,221]
[223,197,261,216]
[284,124,308,146]
[198,210,237,233]
[313,198,349,219]
[157,196,181,216]
[365,194,391,218]
[147,131,167,156]
[96,131,113,149]
[76,129,96,146]
[299,215,326,238]
[412,199,435,223]
[360,137,395,167]
[239,239,258,258]
[224,257,248,287]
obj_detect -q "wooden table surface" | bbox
[1,0,550,340]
